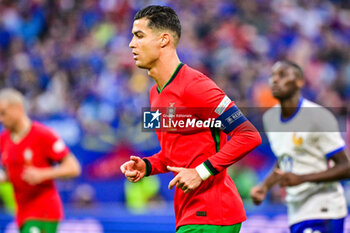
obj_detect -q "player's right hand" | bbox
[250,185,267,205]
[120,156,146,183]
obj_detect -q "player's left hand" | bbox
[278,170,304,187]
[167,166,202,193]
[22,166,50,185]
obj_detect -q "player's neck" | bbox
[280,94,301,119]
[11,116,32,143]
[148,52,181,90]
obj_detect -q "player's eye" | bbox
[279,71,286,78]
[135,33,143,38]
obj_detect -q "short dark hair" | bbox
[134,5,181,45]
[281,60,304,79]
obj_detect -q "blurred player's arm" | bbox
[0,167,8,182]
[250,163,281,205]
[279,150,350,187]
[22,153,81,185]
[280,110,350,187]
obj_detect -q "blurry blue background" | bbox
[0,0,349,232]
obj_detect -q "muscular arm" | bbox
[280,150,350,186]
[260,163,281,190]
[303,150,350,182]
[22,153,81,185]
[45,153,81,179]
[250,163,280,205]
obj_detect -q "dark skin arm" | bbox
[250,163,281,205]
[279,150,350,187]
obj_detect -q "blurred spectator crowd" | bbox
[0,0,349,120]
[0,0,349,204]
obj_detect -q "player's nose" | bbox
[129,38,136,48]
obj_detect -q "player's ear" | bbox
[160,33,170,48]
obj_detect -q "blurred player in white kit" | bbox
[251,60,350,233]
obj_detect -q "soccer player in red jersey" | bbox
[0,88,81,233]
[120,5,261,233]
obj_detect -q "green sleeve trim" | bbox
[204,159,219,175]
[203,162,214,176]
[210,128,221,152]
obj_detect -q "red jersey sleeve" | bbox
[206,121,261,173]
[143,150,168,176]
[184,74,261,178]
[184,74,234,119]
[41,128,70,162]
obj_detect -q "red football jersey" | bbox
[0,121,70,226]
[146,64,248,229]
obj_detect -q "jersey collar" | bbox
[280,97,304,123]
[157,63,184,94]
